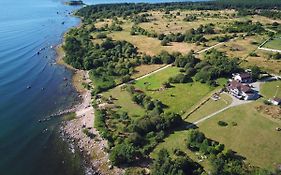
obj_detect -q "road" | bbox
[258,47,281,53]
[186,93,252,128]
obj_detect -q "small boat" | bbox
[61,21,65,25]
[27,86,31,89]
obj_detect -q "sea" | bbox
[0,0,203,174]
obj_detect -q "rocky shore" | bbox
[57,47,123,175]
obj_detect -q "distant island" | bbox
[65,0,84,6]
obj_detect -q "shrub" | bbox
[217,120,228,127]
[96,33,107,39]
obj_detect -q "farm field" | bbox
[198,102,281,170]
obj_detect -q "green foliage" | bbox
[251,65,261,80]
[226,20,264,34]
[109,143,139,166]
[82,128,95,139]
[217,120,228,127]
[63,112,76,121]
[194,49,240,83]
[151,149,203,175]
[96,33,107,39]
[168,73,192,84]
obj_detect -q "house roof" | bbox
[272,97,281,103]
[238,72,252,79]
[228,80,252,93]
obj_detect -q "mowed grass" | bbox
[260,80,281,98]
[103,86,146,117]
[134,66,215,114]
[134,66,179,89]
[186,93,232,123]
[264,37,281,50]
[198,102,281,170]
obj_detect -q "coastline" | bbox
[56,42,123,174]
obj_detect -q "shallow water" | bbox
[0,0,84,174]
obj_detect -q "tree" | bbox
[109,143,138,166]
[251,65,261,80]
[161,38,169,46]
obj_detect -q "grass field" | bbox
[199,102,281,170]
[264,37,281,50]
[103,86,146,117]
[108,24,202,55]
[134,66,179,90]
[215,35,266,59]
[134,66,215,114]
[241,49,281,74]
[186,93,232,123]
[260,80,281,99]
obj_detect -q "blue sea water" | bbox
[0,0,203,174]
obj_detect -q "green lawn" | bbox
[146,83,215,114]
[186,93,232,123]
[103,86,146,117]
[134,66,179,90]
[199,102,281,170]
[260,80,281,99]
[135,66,216,114]
[264,37,281,50]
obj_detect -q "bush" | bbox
[231,121,238,126]
[161,39,169,46]
[168,73,192,83]
[96,33,107,39]
[217,121,228,127]
[109,143,138,166]
[263,100,272,105]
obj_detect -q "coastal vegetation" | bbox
[62,0,281,174]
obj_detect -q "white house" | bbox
[227,80,258,100]
[233,72,252,83]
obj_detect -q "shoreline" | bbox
[56,43,123,174]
